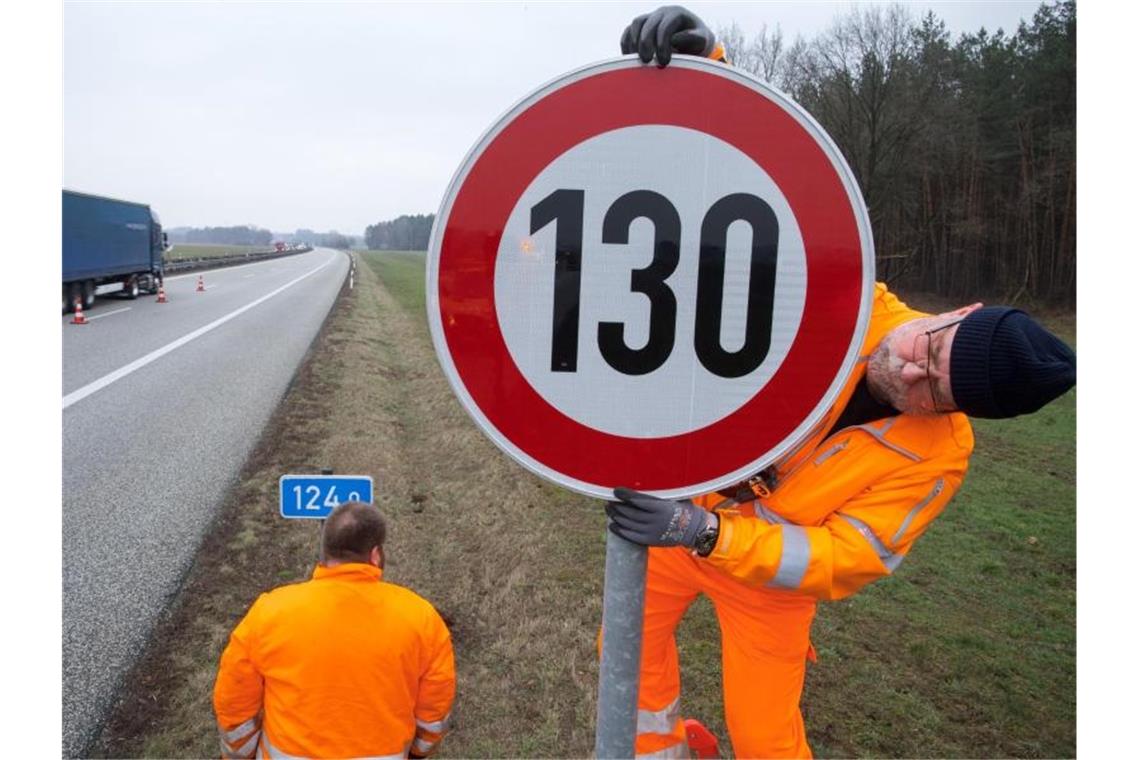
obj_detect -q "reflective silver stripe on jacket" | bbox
[223,717,261,744]
[851,418,922,462]
[636,739,690,758]
[768,524,811,589]
[636,695,681,735]
[814,440,848,465]
[772,411,834,472]
[753,500,790,525]
[261,732,407,760]
[221,729,261,759]
[839,514,904,572]
[890,479,945,546]
[416,711,451,735]
[412,737,435,755]
[260,734,305,760]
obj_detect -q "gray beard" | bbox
[865,341,937,416]
[866,341,903,406]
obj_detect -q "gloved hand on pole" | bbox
[606,488,720,555]
[619,5,716,67]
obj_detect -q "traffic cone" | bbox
[156,283,167,303]
[70,298,88,325]
[196,275,205,292]
[684,719,720,759]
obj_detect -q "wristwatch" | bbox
[692,513,720,557]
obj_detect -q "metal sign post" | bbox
[595,533,647,759]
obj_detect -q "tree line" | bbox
[288,228,356,250]
[168,226,357,249]
[721,0,1075,305]
[367,2,1073,304]
[364,214,434,251]
[169,225,274,246]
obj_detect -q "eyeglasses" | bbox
[912,318,965,413]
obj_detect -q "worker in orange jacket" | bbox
[607,9,1077,757]
[213,501,455,759]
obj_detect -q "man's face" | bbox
[866,313,970,415]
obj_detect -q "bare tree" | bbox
[718,20,792,86]
[804,5,926,214]
[715,1,1075,305]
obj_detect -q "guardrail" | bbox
[163,246,315,274]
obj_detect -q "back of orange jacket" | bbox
[213,563,455,759]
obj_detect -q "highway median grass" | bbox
[92,250,1074,758]
[165,243,266,261]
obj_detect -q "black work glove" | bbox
[606,487,715,549]
[619,5,716,67]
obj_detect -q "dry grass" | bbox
[166,244,266,261]
[91,252,1075,758]
[93,251,609,758]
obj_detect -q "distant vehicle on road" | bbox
[275,241,286,252]
[63,190,168,312]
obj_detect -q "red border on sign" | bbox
[437,65,863,491]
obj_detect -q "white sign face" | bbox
[428,56,873,498]
[494,125,807,438]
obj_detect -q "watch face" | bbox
[695,522,719,556]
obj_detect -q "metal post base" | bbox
[595,530,648,759]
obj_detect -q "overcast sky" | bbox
[64,1,1041,236]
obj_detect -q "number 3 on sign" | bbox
[532,188,778,379]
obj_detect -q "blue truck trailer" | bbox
[62,190,168,313]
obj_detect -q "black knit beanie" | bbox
[949,306,1076,419]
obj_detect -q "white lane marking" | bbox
[165,265,258,281]
[84,307,131,321]
[63,258,335,410]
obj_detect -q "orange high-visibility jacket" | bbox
[213,563,455,759]
[703,283,975,600]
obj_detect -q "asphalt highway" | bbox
[62,248,349,757]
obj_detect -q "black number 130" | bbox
[531,188,778,379]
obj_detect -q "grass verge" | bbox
[166,244,265,261]
[92,253,1075,758]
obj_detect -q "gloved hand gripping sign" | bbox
[426,55,873,756]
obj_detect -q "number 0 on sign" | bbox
[427,56,874,498]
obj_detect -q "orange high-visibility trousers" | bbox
[636,546,817,759]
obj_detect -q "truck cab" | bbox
[62,190,166,312]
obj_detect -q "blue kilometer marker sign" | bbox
[279,475,374,519]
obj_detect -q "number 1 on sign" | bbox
[532,188,779,379]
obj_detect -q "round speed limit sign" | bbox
[428,56,873,499]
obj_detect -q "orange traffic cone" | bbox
[156,283,168,303]
[684,719,721,759]
[71,298,88,325]
[196,275,205,292]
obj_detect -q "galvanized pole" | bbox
[595,529,648,759]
